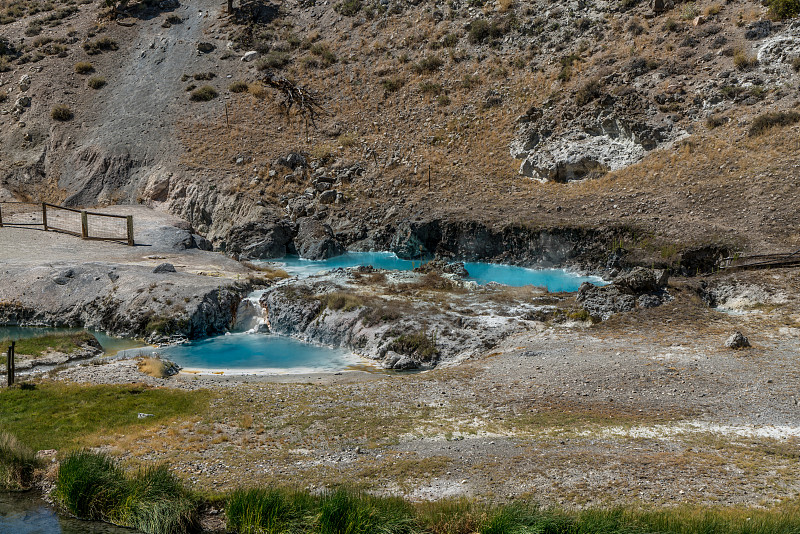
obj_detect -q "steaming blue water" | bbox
[126,333,361,373]
[268,252,605,292]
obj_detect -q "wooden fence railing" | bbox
[719,248,800,271]
[0,202,134,246]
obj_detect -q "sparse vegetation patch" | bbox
[88,75,106,89]
[74,61,94,74]
[83,37,118,55]
[0,431,39,490]
[190,85,218,101]
[51,104,74,121]
[748,111,800,136]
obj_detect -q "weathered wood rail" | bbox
[0,202,134,246]
[719,248,800,271]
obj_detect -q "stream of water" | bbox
[265,252,606,291]
[0,492,135,534]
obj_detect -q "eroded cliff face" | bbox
[510,105,684,182]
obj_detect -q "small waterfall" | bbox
[234,290,269,333]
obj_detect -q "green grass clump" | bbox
[226,487,315,533]
[558,53,581,82]
[575,78,603,106]
[229,80,249,93]
[88,75,106,89]
[51,104,73,121]
[322,292,364,312]
[733,49,758,70]
[54,451,200,534]
[4,331,97,358]
[380,77,405,93]
[467,19,506,44]
[74,61,94,73]
[419,82,443,95]
[0,431,39,490]
[189,85,218,101]
[310,43,337,66]
[748,110,800,136]
[227,487,417,534]
[389,331,439,361]
[0,382,210,450]
[318,489,418,534]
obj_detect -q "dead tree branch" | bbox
[261,72,328,131]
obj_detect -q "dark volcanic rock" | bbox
[225,219,297,260]
[153,263,176,273]
[576,267,670,320]
[294,217,345,260]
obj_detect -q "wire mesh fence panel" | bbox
[44,204,83,236]
[85,212,129,241]
[0,202,43,226]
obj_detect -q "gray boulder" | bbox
[725,331,751,349]
[275,152,307,170]
[153,263,176,273]
[393,355,420,370]
[414,258,469,278]
[576,284,636,320]
[613,267,669,294]
[294,218,345,260]
[318,190,337,204]
[192,234,213,251]
[650,0,674,14]
[745,20,772,40]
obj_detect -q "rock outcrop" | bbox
[294,217,346,260]
[725,331,751,349]
[576,267,670,320]
[224,218,297,260]
[511,104,682,182]
[0,262,251,342]
[258,269,541,369]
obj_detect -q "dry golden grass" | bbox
[137,357,170,378]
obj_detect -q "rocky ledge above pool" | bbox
[245,263,613,370]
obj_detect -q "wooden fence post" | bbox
[6,341,14,387]
[42,203,48,231]
[81,211,89,239]
[126,215,135,246]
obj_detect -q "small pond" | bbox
[124,333,363,374]
[0,491,135,534]
[0,326,144,356]
[267,252,605,292]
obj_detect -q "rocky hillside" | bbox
[2,0,800,268]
